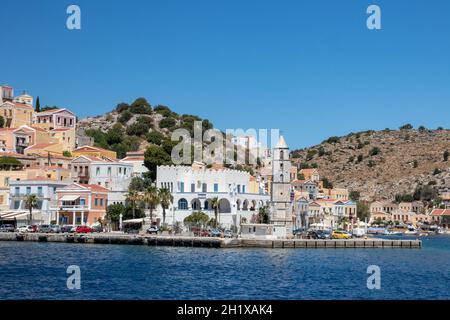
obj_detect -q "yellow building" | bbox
[72,145,117,160]
[0,128,16,152]
[0,101,34,128]
[50,128,76,152]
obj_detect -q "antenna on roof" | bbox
[47,151,51,166]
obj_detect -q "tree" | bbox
[143,145,172,180]
[106,203,125,230]
[0,156,23,170]
[400,123,413,130]
[159,117,177,129]
[369,147,380,156]
[125,190,142,219]
[184,211,209,229]
[418,125,427,133]
[62,151,72,158]
[128,177,145,192]
[158,188,173,225]
[321,177,333,189]
[126,121,150,137]
[118,110,133,124]
[146,131,165,145]
[349,191,360,202]
[258,206,270,224]
[444,151,449,162]
[210,197,220,227]
[130,97,152,114]
[356,200,370,221]
[143,186,160,225]
[297,173,305,180]
[116,102,129,113]
[25,194,39,225]
[0,115,4,128]
[35,96,41,112]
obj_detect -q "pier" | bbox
[0,232,422,248]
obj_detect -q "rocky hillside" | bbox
[77,98,214,159]
[291,127,450,201]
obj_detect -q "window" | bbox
[4,177,9,186]
[237,185,241,193]
[37,186,43,196]
[95,198,98,206]
[178,198,188,210]
[80,198,86,206]
[214,183,218,192]
[107,167,111,175]
[26,187,31,195]
[180,182,184,193]
[242,185,246,193]
[202,183,207,192]
[119,167,122,174]
[100,199,103,206]
[190,183,195,192]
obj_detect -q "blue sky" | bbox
[1,0,449,149]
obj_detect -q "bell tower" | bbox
[270,135,293,231]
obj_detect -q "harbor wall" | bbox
[0,233,422,248]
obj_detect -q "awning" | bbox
[60,195,80,201]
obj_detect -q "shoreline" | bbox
[0,232,422,248]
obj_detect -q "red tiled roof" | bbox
[25,143,59,150]
[430,209,450,216]
[79,183,109,192]
[120,156,144,161]
[51,128,71,132]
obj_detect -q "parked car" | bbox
[315,230,332,239]
[223,229,233,238]
[91,225,103,233]
[60,225,74,233]
[200,229,210,237]
[146,226,159,234]
[16,225,34,233]
[38,224,53,233]
[332,230,351,239]
[50,225,61,233]
[75,226,93,233]
[210,228,222,237]
[0,224,15,232]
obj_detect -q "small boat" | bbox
[384,229,402,236]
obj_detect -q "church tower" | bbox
[270,135,293,231]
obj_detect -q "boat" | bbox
[384,229,403,236]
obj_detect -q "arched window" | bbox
[178,198,188,210]
[280,150,284,160]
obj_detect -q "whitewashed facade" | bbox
[156,165,270,228]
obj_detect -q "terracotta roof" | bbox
[30,126,47,132]
[25,142,59,150]
[430,209,450,216]
[0,152,34,158]
[300,168,317,174]
[79,183,109,192]
[120,156,144,161]
[51,128,71,132]
[74,145,111,152]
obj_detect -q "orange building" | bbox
[53,183,108,226]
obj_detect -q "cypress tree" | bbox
[35,96,40,112]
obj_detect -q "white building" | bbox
[119,151,148,178]
[156,164,270,228]
[8,179,70,224]
[71,155,133,204]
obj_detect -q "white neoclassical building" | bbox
[156,163,270,228]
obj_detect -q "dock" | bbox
[0,232,422,248]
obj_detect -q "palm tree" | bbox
[126,190,142,219]
[258,206,270,224]
[210,197,220,228]
[25,194,39,225]
[158,188,173,225]
[143,186,160,225]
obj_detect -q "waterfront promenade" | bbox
[0,232,422,248]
